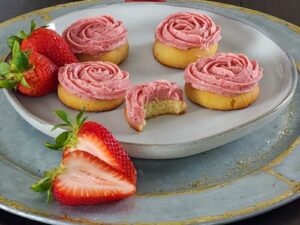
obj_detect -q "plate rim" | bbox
[2,2,298,148]
[1,186,300,225]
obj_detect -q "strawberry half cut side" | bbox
[31,151,136,206]
[45,110,137,185]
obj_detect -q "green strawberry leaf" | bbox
[31,165,65,202]
[30,20,37,35]
[46,110,88,151]
[12,41,29,72]
[0,80,18,89]
[7,20,37,50]
[31,176,52,192]
[56,131,71,145]
[44,141,64,150]
[46,188,53,202]
[54,110,72,126]
[16,30,27,39]
[79,116,87,128]
[0,62,9,75]
[44,131,71,151]
[76,111,84,124]
[75,111,87,129]
[7,36,22,50]
[20,76,30,88]
[51,123,69,132]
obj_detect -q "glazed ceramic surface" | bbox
[0,1,300,225]
[3,3,297,159]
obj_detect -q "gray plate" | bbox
[0,0,300,224]
[2,2,298,159]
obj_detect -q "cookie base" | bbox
[57,84,124,112]
[76,42,129,65]
[153,40,218,69]
[185,83,260,111]
[125,100,187,132]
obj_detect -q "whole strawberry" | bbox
[0,41,58,96]
[8,20,78,67]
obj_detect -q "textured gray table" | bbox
[0,1,299,225]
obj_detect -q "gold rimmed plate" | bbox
[0,1,300,225]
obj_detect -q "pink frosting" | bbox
[63,15,128,55]
[184,53,263,95]
[125,80,184,127]
[58,61,130,100]
[155,12,221,50]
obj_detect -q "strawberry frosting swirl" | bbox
[155,12,221,50]
[58,61,130,100]
[63,15,128,55]
[184,53,263,95]
[126,80,184,126]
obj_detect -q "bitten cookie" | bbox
[125,80,187,131]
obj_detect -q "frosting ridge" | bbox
[58,61,130,100]
[63,15,128,55]
[155,12,221,50]
[184,53,263,95]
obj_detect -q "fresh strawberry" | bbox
[0,41,58,96]
[31,151,136,206]
[8,20,77,67]
[27,28,78,66]
[45,111,137,185]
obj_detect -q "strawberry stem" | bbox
[45,110,87,150]
[0,41,31,90]
[31,165,65,202]
[7,19,37,50]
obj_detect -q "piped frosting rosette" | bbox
[184,53,263,95]
[155,12,221,50]
[63,15,128,55]
[125,80,184,126]
[58,61,130,100]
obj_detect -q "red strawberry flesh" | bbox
[64,121,137,185]
[53,151,136,206]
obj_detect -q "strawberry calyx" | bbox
[31,164,65,202]
[0,41,32,90]
[45,110,87,150]
[7,20,37,49]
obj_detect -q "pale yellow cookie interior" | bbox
[126,99,187,132]
[153,40,218,69]
[185,83,260,111]
[76,42,129,65]
[58,84,124,112]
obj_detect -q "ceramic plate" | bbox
[1,1,300,225]
[3,2,297,159]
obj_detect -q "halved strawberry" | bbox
[45,111,137,185]
[32,151,136,206]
